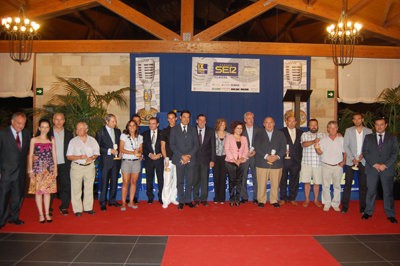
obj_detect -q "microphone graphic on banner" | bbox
[137,58,158,124]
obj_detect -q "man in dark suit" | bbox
[279,116,303,206]
[170,110,199,209]
[49,113,73,215]
[0,112,31,228]
[143,117,164,204]
[362,117,399,223]
[242,112,262,204]
[193,114,216,206]
[254,117,286,208]
[95,114,122,211]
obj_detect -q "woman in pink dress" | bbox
[28,119,57,223]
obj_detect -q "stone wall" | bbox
[35,53,130,130]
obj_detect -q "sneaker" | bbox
[323,205,330,212]
[162,204,168,209]
[332,206,341,212]
[171,201,179,205]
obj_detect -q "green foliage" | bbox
[36,77,133,136]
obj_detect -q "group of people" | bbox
[0,110,398,228]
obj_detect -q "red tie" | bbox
[16,132,21,151]
[198,129,202,145]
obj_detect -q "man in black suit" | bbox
[362,117,399,223]
[95,114,122,211]
[279,116,303,206]
[170,110,199,209]
[0,112,31,228]
[49,113,73,215]
[242,112,261,204]
[193,114,216,206]
[143,117,164,204]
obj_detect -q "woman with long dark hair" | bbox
[213,118,229,204]
[27,119,57,223]
[119,120,143,211]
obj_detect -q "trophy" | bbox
[164,157,171,172]
[113,144,120,160]
[285,144,291,159]
[137,58,158,123]
[80,149,90,165]
[268,149,276,165]
[352,155,360,171]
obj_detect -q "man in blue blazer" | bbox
[362,117,399,223]
[170,110,199,209]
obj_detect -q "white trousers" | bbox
[162,162,178,206]
[321,164,343,208]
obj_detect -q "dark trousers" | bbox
[145,159,164,201]
[99,160,120,206]
[176,163,194,203]
[50,163,71,211]
[241,156,257,201]
[279,159,301,201]
[212,155,227,202]
[364,169,395,218]
[342,164,367,212]
[193,163,210,201]
[226,162,246,203]
[0,171,25,227]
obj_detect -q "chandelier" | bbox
[1,5,40,64]
[326,0,362,68]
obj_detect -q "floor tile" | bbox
[321,243,385,263]
[125,264,161,266]
[354,234,399,242]
[365,241,400,261]
[137,236,168,244]
[314,235,358,243]
[22,242,87,262]
[72,263,124,266]
[6,233,51,241]
[48,234,94,242]
[92,235,138,243]
[391,234,400,240]
[341,262,391,265]
[16,262,70,265]
[127,244,166,264]
[0,233,11,240]
[0,241,38,260]
[74,243,132,263]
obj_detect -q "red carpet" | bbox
[2,198,399,235]
[163,236,339,266]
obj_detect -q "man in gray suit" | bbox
[170,110,199,209]
[342,113,372,214]
[242,112,261,204]
[254,117,286,208]
[362,117,399,223]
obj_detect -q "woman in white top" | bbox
[119,120,143,210]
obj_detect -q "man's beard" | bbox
[310,128,318,133]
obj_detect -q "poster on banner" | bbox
[191,57,260,93]
[283,60,308,127]
[135,57,160,125]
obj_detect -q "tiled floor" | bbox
[314,234,400,265]
[0,233,167,265]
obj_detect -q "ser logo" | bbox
[213,62,238,77]
[197,63,208,74]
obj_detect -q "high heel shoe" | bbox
[229,202,234,207]
[39,215,45,224]
[45,213,53,223]
[235,202,240,207]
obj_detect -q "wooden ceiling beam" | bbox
[275,0,400,42]
[73,11,107,39]
[193,0,277,41]
[347,0,373,17]
[97,0,180,40]
[382,0,393,27]
[275,13,302,41]
[181,0,194,40]
[0,40,399,59]
[384,13,400,28]
[4,0,27,10]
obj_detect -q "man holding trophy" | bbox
[96,114,122,211]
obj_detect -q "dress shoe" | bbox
[253,200,258,204]
[45,213,53,223]
[171,201,179,205]
[178,203,184,210]
[201,201,208,206]
[302,201,310,207]
[240,199,248,204]
[162,204,168,209]
[159,199,163,205]
[84,210,95,215]
[360,209,365,214]
[194,201,200,207]
[279,200,286,206]
[361,214,371,220]
[388,217,398,224]
[101,206,107,211]
[8,219,24,225]
[271,203,280,208]
[314,201,322,208]
[341,209,348,214]
[39,215,45,224]
[332,206,341,212]
[185,202,195,208]
[289,200,298,206]
[258,203,265,208]
[75,212,82,217]
[148,199,153,204]
[60,209,69,216]
[109,202,122,207]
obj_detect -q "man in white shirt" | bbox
[315,121,346,212]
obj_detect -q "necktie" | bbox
[378,134,383,151]
[290,129,295,144]
[198,129,202,145]
[109,128,115,144]
[151,131,156,152]
[183,126,187,134]
[16,132,21,151]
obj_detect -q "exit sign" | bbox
[36,88,43,95]
[327,90,334,98]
